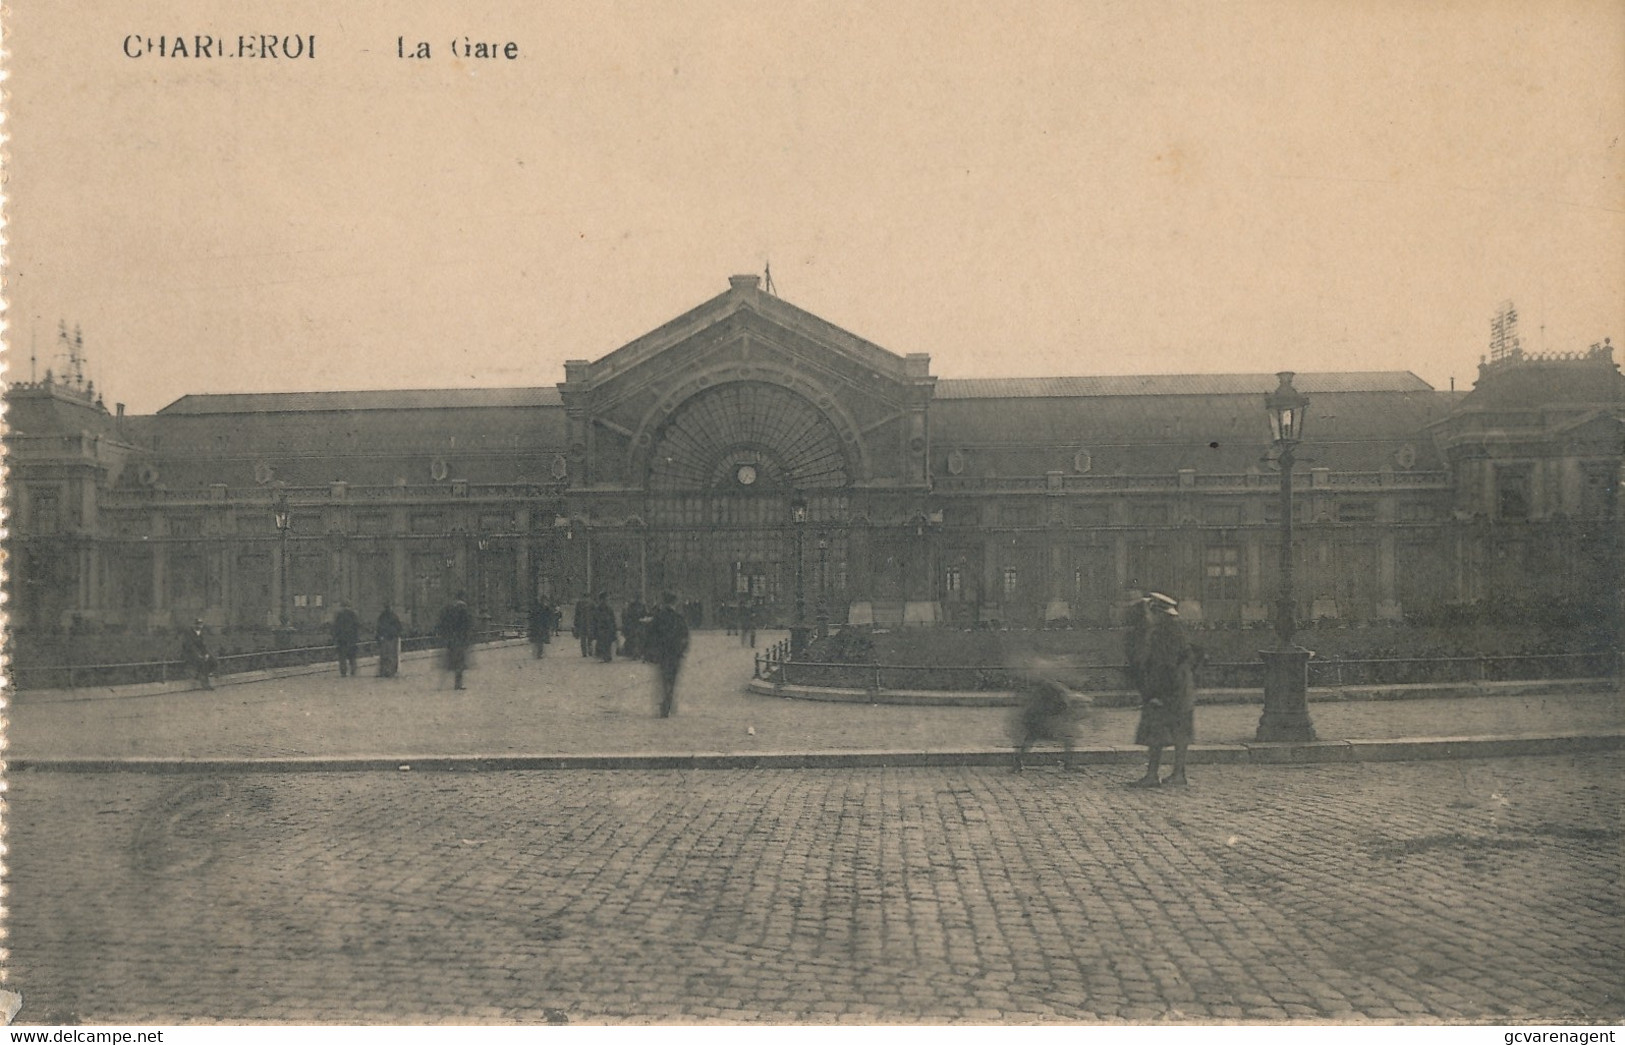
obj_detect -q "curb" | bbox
[10,731,1622,773]
[746,676,1620,707]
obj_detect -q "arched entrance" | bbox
[642,382,851,626]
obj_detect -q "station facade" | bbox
[6,275,1622,635]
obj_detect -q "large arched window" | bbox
[646,382,850,492]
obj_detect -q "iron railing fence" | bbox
[11,624,519,691]
[755,650,1624,694]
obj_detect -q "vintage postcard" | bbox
[3,0,1621,1031]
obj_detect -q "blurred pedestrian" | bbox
[375,604,403,677]
[646,590,691,717]
[573,593,593,657]
[593,592,618,662]
[622,595,647,660]
[331,601,361,678]
[529,594,552,658]
[739,597,756,648]
[1128,592,1197,787]
[1011,674,1088,772]
[437,591,475,690]
[180,618,215,691]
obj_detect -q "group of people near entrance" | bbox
[565,591,690,714]
[322,588,691,713]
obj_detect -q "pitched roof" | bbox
[157,387,564,415]
[934,372,1433,399]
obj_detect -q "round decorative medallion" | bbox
[1396,445,1417,469]
[1074,450,1093,474]
[947,449,966,475]
[736,463,758,487]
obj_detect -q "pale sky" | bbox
[6,0,1623,414]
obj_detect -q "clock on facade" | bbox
[735,463,758,486]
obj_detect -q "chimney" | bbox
[729,274,761,291]
[116,403,125,419]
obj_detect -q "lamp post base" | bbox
[1257,646,1316,742]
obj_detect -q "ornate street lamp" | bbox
[1257,372,1317,742]
[273,487,292,630]
[790,496,809,654]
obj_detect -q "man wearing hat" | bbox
[1127,592,1197,787]
[180,618,215,691]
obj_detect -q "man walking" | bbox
[332,601,361,678]
[1127,592,1197,787]
[739,596,756,648]
[646,591,691,717]
[437,591,475,690]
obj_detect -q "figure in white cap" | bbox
[1126,593,1197,787]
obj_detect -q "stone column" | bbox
[1376,532,1401,619]
[391,538,408,613]
[150,541,169,629]
[268,540,284,627]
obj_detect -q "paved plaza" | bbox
[4,635,1622,1024]
[8,634,1623,760]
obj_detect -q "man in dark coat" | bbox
[437,591,475,690]
[593,592,618,662]
[331,601,361,677]
[1128,592,1197,787]
[739,597,756,648]
[646,591,691,717]
[573,593,593,657]
[180,618,215,691]
[375,604,403,677]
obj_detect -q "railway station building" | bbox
[6,275,1621,636]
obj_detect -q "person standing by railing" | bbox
[376,604,403,677]
[180,618,215,691]
[332,601,361,678]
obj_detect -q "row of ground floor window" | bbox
[12,522,1613,634]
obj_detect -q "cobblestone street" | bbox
[6,754,1620,1024]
